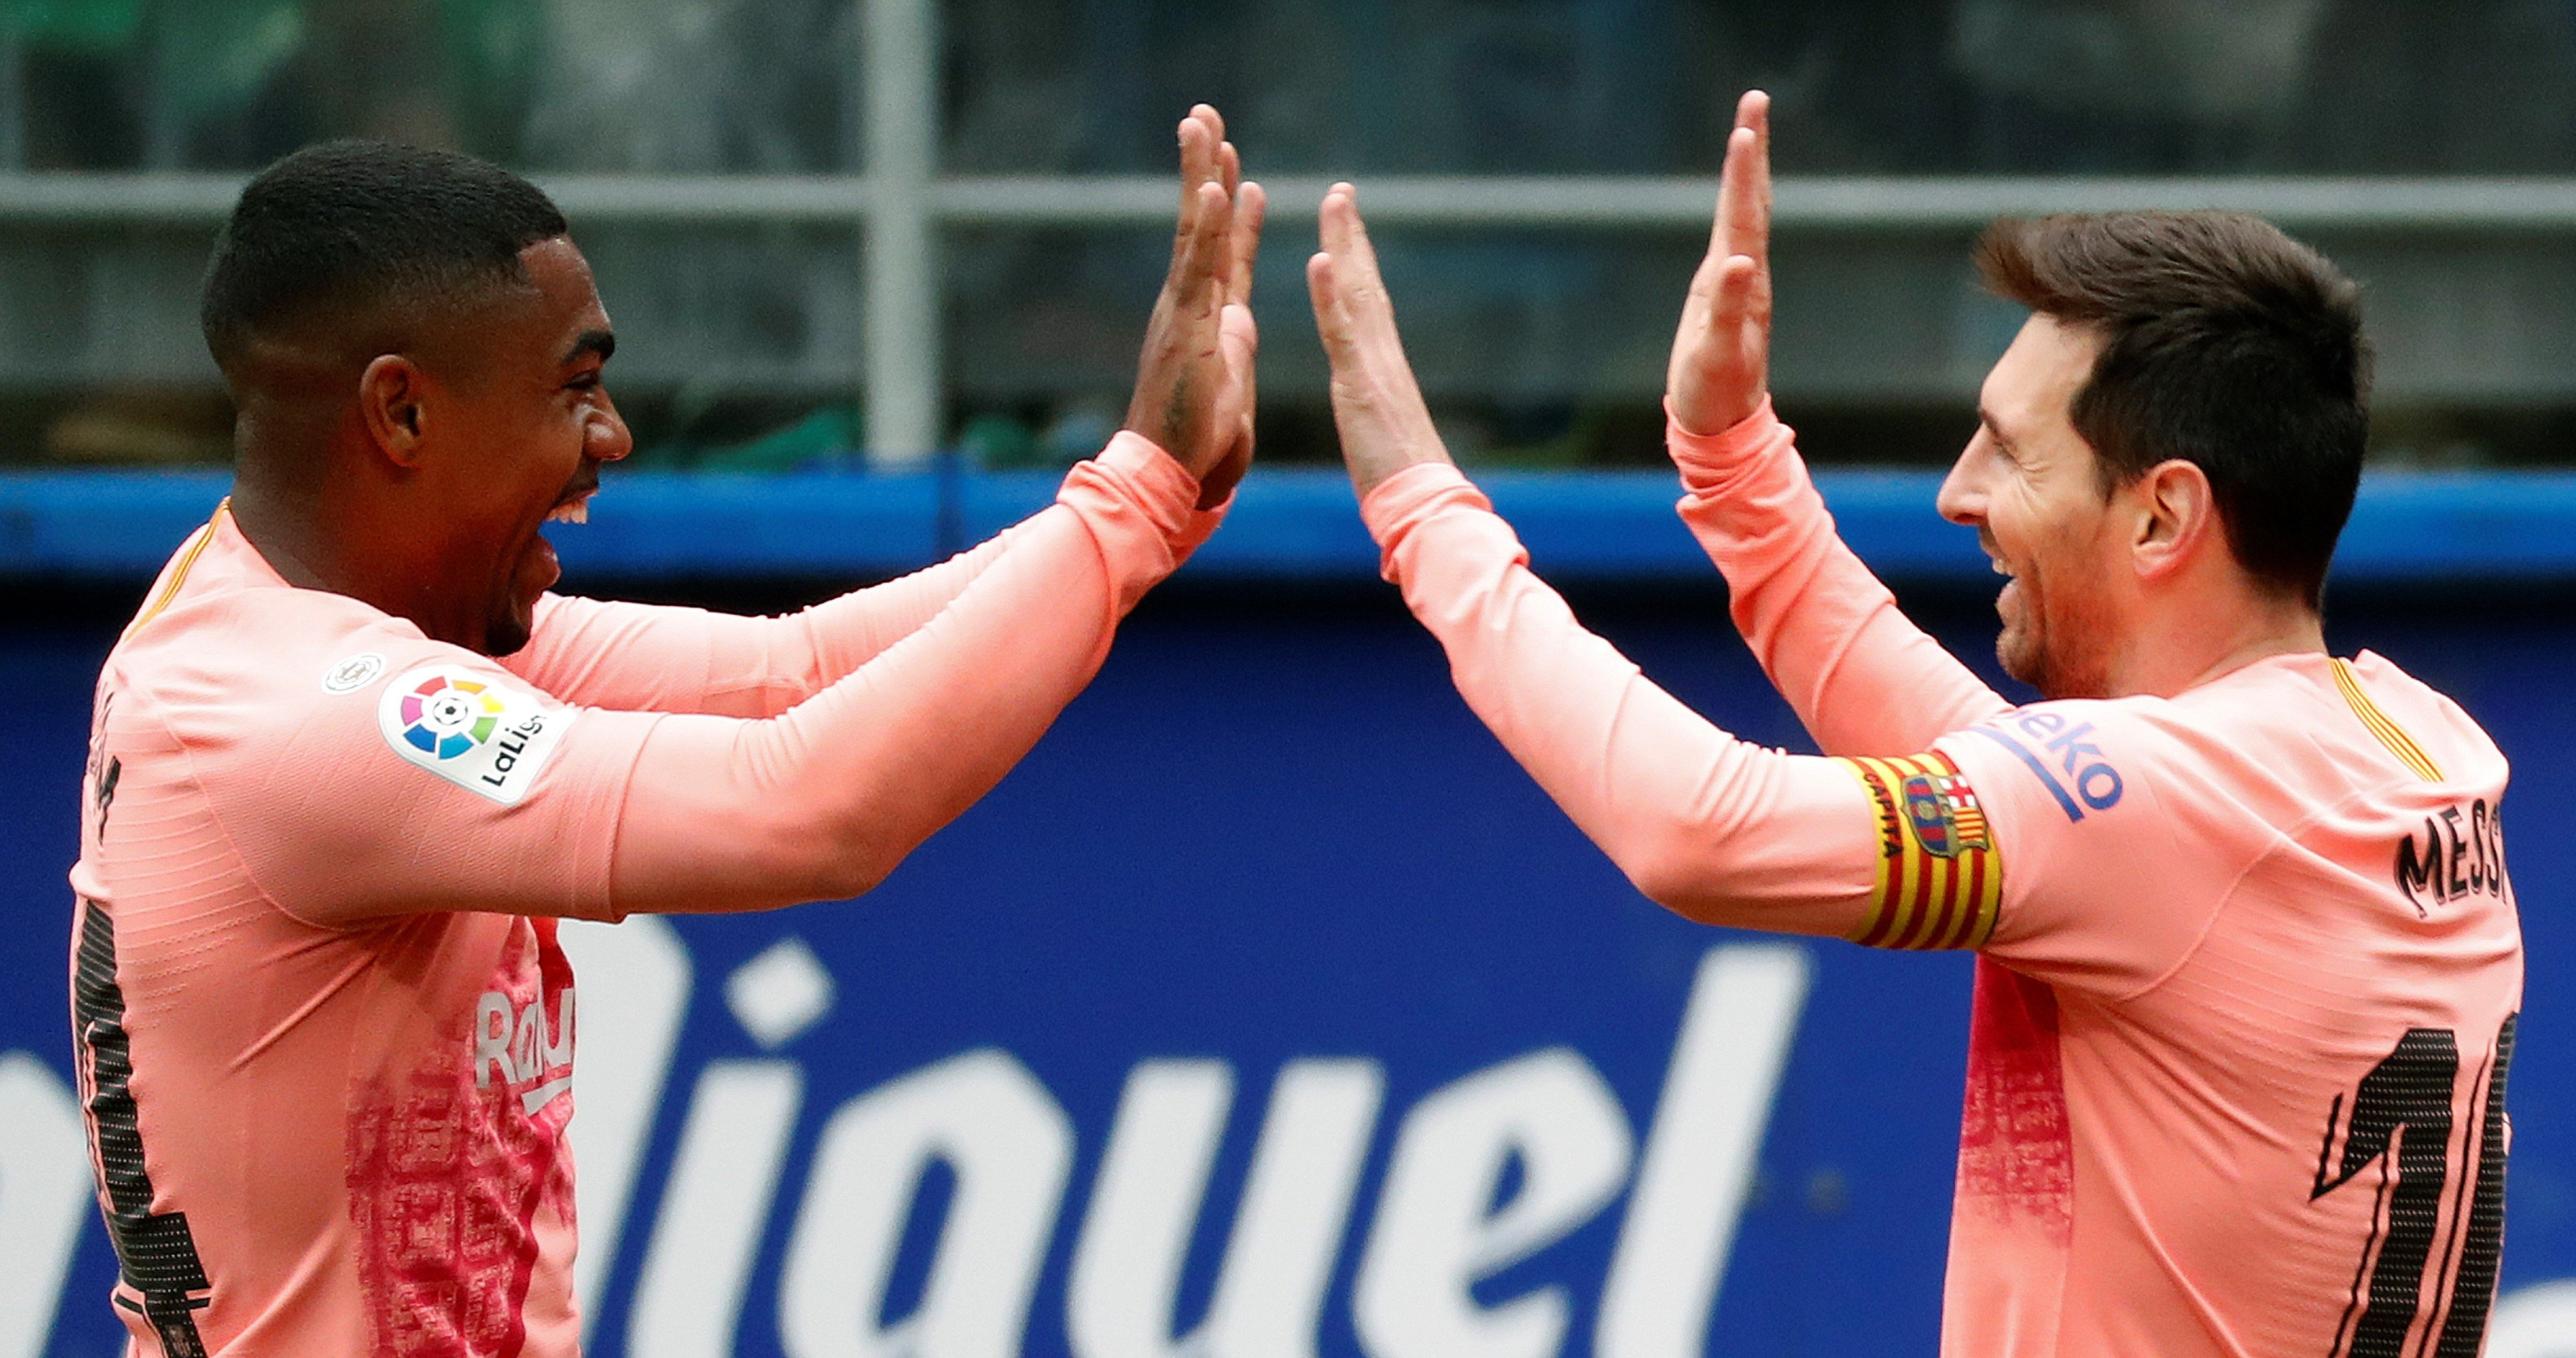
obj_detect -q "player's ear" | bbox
[2132,458,2215,583]
[357,354,430,470]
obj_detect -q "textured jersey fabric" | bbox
[1361,406,2523,1357]
[68,433,1210,1356]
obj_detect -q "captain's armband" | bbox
[1835,751,2002,950]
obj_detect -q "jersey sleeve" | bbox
[506,533,1023,719]
[186,639,658,928]
[1926,701,2254,997]
[1362,460,1883,939]
[201,433,1202,926]
[1669,399,2012,755]
[605,434,1201,915]
[506,433,1230,719]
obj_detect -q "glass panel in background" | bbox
[0,0,868,467]
[944,218,2576,470]
[0,220,863,467]
[0,0,858,172]
[936,1,2576,469]
[0,223,226,464]
[571,222,864,473]
[5,1,2576,471]
[944,0,2576,176]
[943,223,1998,469]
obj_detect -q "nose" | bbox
[587,392,634,465]
[1936,436,1989,528]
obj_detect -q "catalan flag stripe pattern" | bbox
[2331,657,2443,784]
[1835,750,2003,952]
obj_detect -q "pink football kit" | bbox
[1359,399,2521,1358]
[69,435,1215,1355]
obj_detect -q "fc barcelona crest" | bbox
[1901,771,1991,859]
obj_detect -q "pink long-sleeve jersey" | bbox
[1361,403,2522,1358]
[68,433,1212,1357]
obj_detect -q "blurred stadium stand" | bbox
[1,0,2574,486]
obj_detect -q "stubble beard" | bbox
[1997,570,2114,701]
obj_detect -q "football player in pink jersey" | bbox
[70,112,1260,1354]
[1309,93,2521,1357]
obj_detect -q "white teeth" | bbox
[1990,559,2011,577]
[545,498,591,525]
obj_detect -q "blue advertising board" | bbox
[3,570,2575,1357]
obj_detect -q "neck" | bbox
[230,455,490,652]
[226,466,334,591]
[2107,586,2325,699]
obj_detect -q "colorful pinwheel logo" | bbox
[398,675,505,760]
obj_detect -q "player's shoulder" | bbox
[113,585,561,768]
[2336,649,2508,789]
[1938,695,2172,828]
[2174,649,2508,811]
[1929,677,2329,866]
[1938,652,2507,845]
[116,583,435,720]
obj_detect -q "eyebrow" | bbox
[562,328,616,366]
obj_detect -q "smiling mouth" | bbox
[1978,533,2014,580]
[544,482,597,525]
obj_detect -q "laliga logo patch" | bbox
[377,666,573,805]
[399,674,504,760]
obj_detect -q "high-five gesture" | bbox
[1128,104,1265,508]
[1667,90,1773,437]
[1308,184,1452,497]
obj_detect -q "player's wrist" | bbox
[1665,393,1779,467]
[1665,386,1768,439]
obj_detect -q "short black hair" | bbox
[201,140,568,368]
[1976,211,2371,608]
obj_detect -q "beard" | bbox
[1995,569,2115,700]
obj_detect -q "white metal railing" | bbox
[14,169,2576,231]
[2,0,2575,463]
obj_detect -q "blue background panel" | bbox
[2,571,2571,1355]
[10,465,2576,583]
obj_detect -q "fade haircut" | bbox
[1976,211,2371,608]
[200,140,568,370]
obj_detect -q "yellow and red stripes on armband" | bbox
[1835,750,2002,950]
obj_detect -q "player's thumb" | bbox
[1220,301,1258,369]
[1307,254,1359,371]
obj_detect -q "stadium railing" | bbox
[4,0,2575,585]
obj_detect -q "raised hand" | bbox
[1307,184,1452,498]
[1127,105,1264,509]
[1202,135,1265,504]
[1667,90,1773,437]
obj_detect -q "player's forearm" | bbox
[608,437,1200,913]
[514,449,1224,721]
[1670,400,2009,753]
[776,471,1226,710]
[1364,464,1876,936]
[763,527,1028,710]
